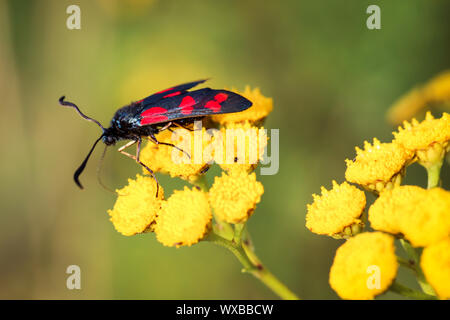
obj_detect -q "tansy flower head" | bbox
[387,88,427,125]
[108,174,164,236]
[155,187,212,247]
[306,181,365,239]
[387,70,450,124]
[139,128,212,182]
[211,87,273,125]
[215,121,268,174]
[209,170,264,224]
[368,185,423,235]
[329,232,398,300]
[369,185,450,247]
[345,139,413,193]
[421,237,450,299]
[393,112,450,168]
[423,70,450,104]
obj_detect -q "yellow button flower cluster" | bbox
[387,70,450,124]
[420,238,450,299]
[329,232,398,300]
[216,121,268,174]
[139,128,212,183]
[307,100,449,299]
[108,174,164,236]
[369,186,450,247]
[107,86,271,249]
[209,170,264,224]
[343,112,449,193]
[306,181,365,238]
[155,187,212,247]
[345,138,413,193]
[393,112,450,169]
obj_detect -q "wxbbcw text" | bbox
[176,304,274,317]
[220,304,274,315]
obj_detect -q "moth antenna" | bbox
[74,135,103,189]
[96,145,119,195]
[59,96,105,131]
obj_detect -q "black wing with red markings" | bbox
[138,79,208,105]
[138,88,252,126]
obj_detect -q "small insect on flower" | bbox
[59,80,252,193]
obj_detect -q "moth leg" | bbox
[174,122,202,131]
[174,122,194,131]
[150,121,175,133]
[118,138,160,196]
[158,121,172,132]
[148,133,191,159]
[117,140,137,160]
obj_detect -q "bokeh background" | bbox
[0,0,449,299]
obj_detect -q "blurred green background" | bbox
[0,0,449,299]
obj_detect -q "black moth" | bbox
[60,79,252,192]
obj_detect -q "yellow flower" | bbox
[329,232,398,300]
[155,187,212,247]
[139,128,212,182]
[400,188,450,247]
[209,170,264,224]
[421,237,450,299]
[213,121,268,173]
[108,174,164,236]
[369,186,450,247]
[393,112,450,168]
[423,70,450,104]
[306,181,365,239]
[387,88,427,125]
[211,87,273,125]
[368,185,421,235]
[387,70,450,124]
[345,139,413,193]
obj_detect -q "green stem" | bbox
[241,224,255,252]
[400,239,419,262]
[206,232,254,271]
[242,233,260,266]
[252,265,300,300]
[197,171,298,299]
[212,222,235,240]
[205,232,300,300]
[400,239,436,296]
[397,256,415,271]
[193,174,209,191]
[389,281,437,300]
[426,160,443,189]
[233,223,245,245]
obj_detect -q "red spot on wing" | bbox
[163,91,181,98]
[205,101,221,112]
[136,99,144,103]
[204,92,229,113]
[214,93,228,103]
[179,96,196,115]
[140,107,169,125]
